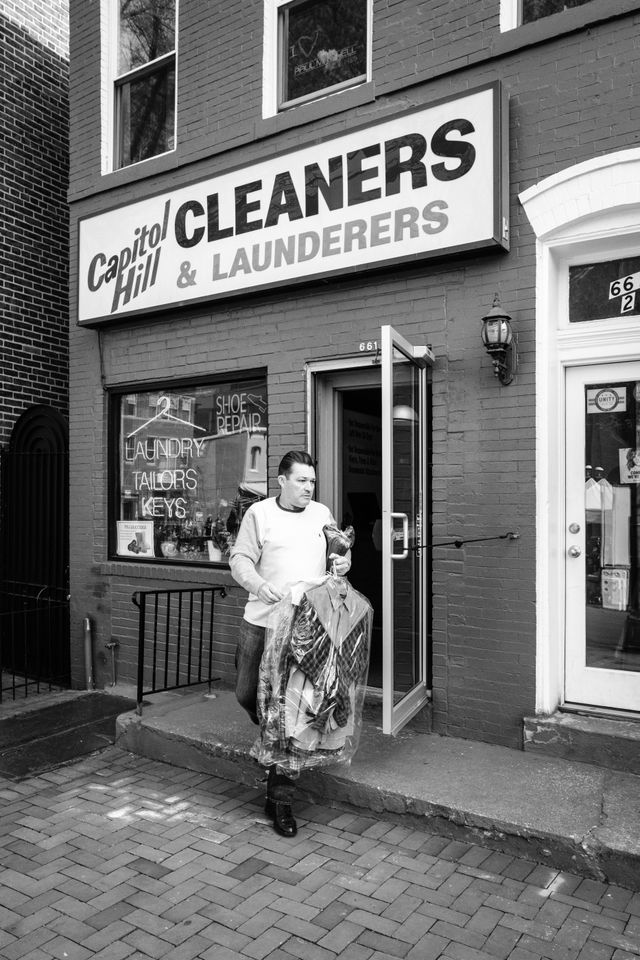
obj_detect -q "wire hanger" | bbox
[127,395,207,438]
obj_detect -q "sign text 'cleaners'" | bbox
[78,84,507,324]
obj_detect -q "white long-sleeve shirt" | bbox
[229,496,333,627]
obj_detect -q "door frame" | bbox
[308,358,383,517]
[565,361,640,711]
[520,151,640,715]
[380,325,432,733]
[306,335,432,734]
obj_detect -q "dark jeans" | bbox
[235,618,295,801]
[235,618,265,726]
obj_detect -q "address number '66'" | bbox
[610,273,639,298]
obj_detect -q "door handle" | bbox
[568,546,582,558]
[391,512,409,560]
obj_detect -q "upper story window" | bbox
[501,0,594,29]
[263,0,370,116]
[521,0,593,23]
[114,0,177,169]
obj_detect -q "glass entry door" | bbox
[565,363,640,711]
[381,326,432,733]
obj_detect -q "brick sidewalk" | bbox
[1,747,639,960]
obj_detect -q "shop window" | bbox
[111,376,268,564]
[114,0,177,169]
[264,0,370,115]
[569,257,640,323]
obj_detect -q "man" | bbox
[229,450,351,837]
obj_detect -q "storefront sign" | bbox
[78,83,508,325]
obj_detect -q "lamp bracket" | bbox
[413,531,520,550]
[491,337,517,385]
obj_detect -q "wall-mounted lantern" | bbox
[480,294,518,385]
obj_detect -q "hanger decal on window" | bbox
[127,395,207,438]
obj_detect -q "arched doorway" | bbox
[1,406,70,694]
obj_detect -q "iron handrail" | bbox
[132,585,228,714]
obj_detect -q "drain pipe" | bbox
[83,616,94,690]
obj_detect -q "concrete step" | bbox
[115,686,640,891]
[524,710,640,775]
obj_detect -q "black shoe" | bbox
[265,798,297,837]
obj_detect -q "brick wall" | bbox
[67,1,639,745]
[1,1,69,445]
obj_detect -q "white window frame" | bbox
[262,0,372,119]
[519,148,640,714]
[101,0,178,174]
[499,0,519,31]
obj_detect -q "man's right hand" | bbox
[257,581,284,604]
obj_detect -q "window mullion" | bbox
[116,49,175,87]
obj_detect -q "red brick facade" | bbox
[68,0,640,746]
[2,1,69,445]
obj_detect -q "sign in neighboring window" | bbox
[522,0,593,24]
[279,0,368,108]
[569,257,640,323]
[115,0,176,169]
[114,378,268,563]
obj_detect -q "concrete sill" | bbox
[523,710,640,775]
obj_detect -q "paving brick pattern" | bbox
[1,746,639,960]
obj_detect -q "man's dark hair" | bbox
[278,450,314,476]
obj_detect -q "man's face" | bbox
[278,462,316,509]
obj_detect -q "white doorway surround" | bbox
[520,148,640,715]
[307,326,433,734]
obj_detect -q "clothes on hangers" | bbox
[250,573,373,777]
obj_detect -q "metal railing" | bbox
[0,581,71,702]
[132,585,228,713]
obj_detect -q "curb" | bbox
[116,709,640,891]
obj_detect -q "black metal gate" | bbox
[1,406,70,699]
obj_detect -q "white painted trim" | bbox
[102,0,178,173]
[520,148,640,715]
[500,0,519,31]
[262,0,279,119]
[520,148,640,239]
[101,0,117,175]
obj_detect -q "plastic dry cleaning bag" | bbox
[250,525,373,777]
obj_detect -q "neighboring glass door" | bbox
[381,326,433,733]
[565,363,640,711]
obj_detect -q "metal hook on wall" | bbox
[433,531,520,549]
